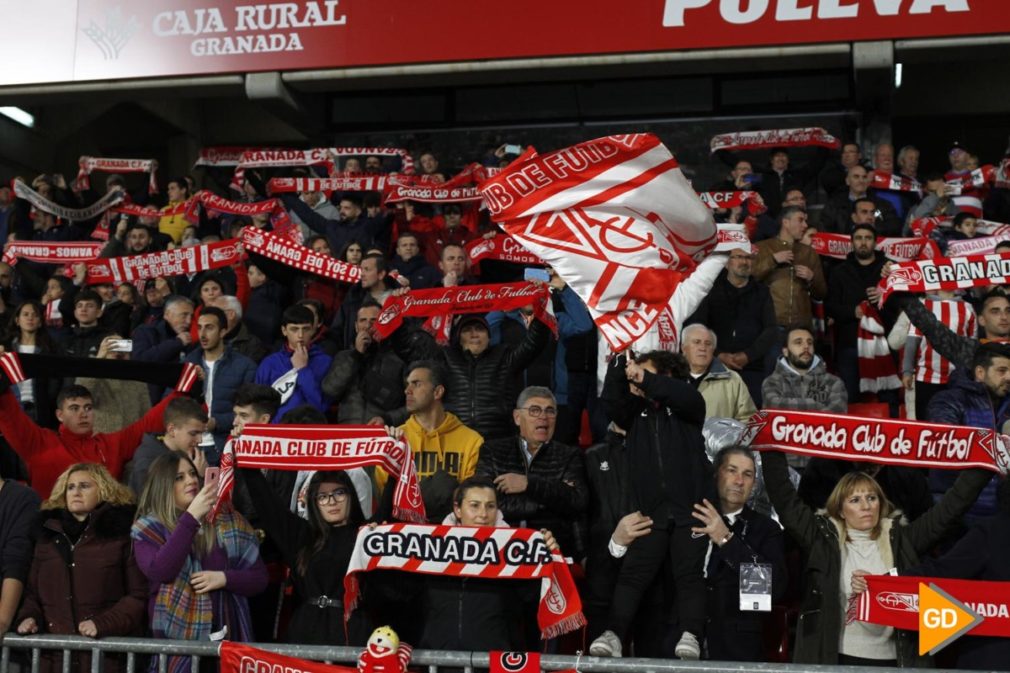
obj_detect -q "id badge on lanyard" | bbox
[740,562,772,612]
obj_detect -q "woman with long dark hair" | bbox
[132,452,266,673]
[238,467,369,644]
[5,299,62,425]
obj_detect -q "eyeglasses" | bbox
[315,488,350,504]
[518,405,558,418]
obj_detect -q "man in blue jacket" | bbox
[255,305,333,420]
[185,307,257,463]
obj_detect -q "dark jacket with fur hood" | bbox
[762,450,991,666]
[17,503,147,673]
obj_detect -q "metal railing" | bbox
[0,635,962,673]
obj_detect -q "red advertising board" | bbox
[1,0,1007,86]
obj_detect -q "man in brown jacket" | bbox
[753,206,826,329]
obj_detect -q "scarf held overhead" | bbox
[80,238,243,285]
[879,252,1010,307]
[241,227,361,284]
[2,241,103,266]
[344,524,586,639]
[13,180,124,221]
[232,424,425,523]
[75,156,158,195]
[479,133,715,352]
[742,409,1010,474]
[373,282,557,341]
[465,235,544,266]
[709,127,840,153]
[809,232,938,262]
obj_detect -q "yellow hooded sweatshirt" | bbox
[375,411,483,493]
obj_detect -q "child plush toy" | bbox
[357,626,412,673]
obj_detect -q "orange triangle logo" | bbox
[918,582,983,655]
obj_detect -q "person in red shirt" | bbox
[0,383,179,498]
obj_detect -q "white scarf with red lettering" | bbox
[344,524,586,639]
[870,171,922,193]
[857,301,900,393]
[223,424,425,524]
[75,156,158,195]
[2,241,103,266]
[479,134,715,352]
[232,147,415,189]
[879,252,1010,307]
[709,127,840,153]
[13,180,124,221]
[79,239,243,284]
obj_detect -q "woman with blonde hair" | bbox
[16,463,146,673]
[131,452,265,673]
[763,450,991,667]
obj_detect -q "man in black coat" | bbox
[824,224,890,402]
[687,248,778,406]
[692,447,787,662]
[475,385,588,558]
[820,166,901,236]
[590,350,712,660]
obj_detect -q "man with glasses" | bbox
[687,247,777,406]
[475,386,588,557]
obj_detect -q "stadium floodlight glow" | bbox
[0,106,35,128]
[894,63,903,89]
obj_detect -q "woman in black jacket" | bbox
[4,299,64,427]
[238,468,369,645]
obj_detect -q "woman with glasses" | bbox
[237,467,369,645]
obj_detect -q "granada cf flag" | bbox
[479,134,715,352]
[219,642,357,673]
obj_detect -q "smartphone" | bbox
[742,173,763,185]
[109,339,133,353]
[524,268,550,283]
[503,144,524,156]
[204,467,220,486]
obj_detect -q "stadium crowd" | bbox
[0,134,1009,671]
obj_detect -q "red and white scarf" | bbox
[996,158,1010,190]
[385,184,483,204]
[373,282,557,344]
[856,301,901,393]
[947,234,1010,257]
[879,252,1010,307]
[911,216,1010,239]
[13,180,124,221]
[709,127,840,153]
[186,190,299,241]
[269,174,395,194]
[344,524,586,639]
[870,171,922,193]
[479,134,715,352]
[850,575,1010,638]
[946,164,996,194]
[79,238,243,285]
[220,642,358,673]
[240,227,361,284]
[75,156,158,195]
[809,232,939,262]
[232,147,414,188]
[224,424,425,523]
[697,190,759,209]
[192,146,258,168]
[2,241,103,266]
[742,409,1010,474]
[465,235,544,266]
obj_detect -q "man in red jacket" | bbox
[0,383,179,498]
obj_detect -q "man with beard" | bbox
[825,223,890,401]
[279,191,386,253]
[322,300,407,425]
[762,326,847,468]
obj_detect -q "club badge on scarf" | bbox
[373,282,557,343]
[465,236,543,266]
[344,524,586,639]
[479,134,715,352]
[709,127,840,153]
[870,171,922,193]
[809,232,939,262]
[231,424,425,523]
[241,227,361,284]
[490,652,540,673]
[878,252,1010,307]
[220,641,358,673]
[742,409,1010,474]
[79,239,243,285]
[850,575,1010,639]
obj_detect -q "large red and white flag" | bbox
[478,134,715,352]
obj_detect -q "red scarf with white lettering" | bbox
[709,127,840,153]
[2,241,102,266]
[480,134,715,352]
[742,409,1009,473]
[232,147,415,189]
[344,524,586,639]
[870,171,922,193]
[385,184,483,204]
[849,575,1010,638]
[240,227,361,283]
[465,235,544,266]
[697,190,759,209]
[373,282,557,343]
[809,232,939,262]
[75,156,158,195]
[79,239,243,285]
[219,642,358,673]
[227,424,425,523]
[879,252,1010,307]
[856,301,901,393]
